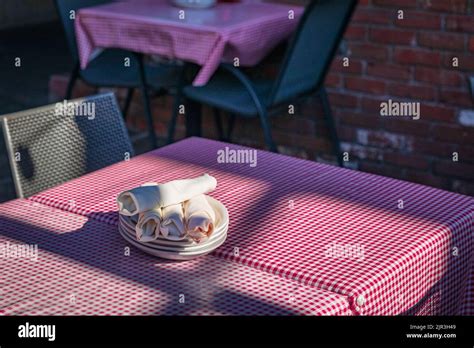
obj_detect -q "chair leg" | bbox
[320,88,342,167]
[66,63,79,100]
[122,88,135,120]
[258,110,277,153]
[167,91,182,144]
[136,55,157,149]
[213,108,225,140]
[227,113,236,141]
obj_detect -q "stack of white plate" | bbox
[118,196,228,260]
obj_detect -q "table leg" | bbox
[185,99,202,137]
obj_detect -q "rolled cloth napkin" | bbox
[184,194,216,243]
[117,174,217,216]
[136,208,162,242]
[160,203,186,241]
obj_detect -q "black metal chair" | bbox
[170,0,357,166]
[469,76,474,101]
[0,93,134,198]
[55,0,181,148]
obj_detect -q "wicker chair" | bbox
[0,93,134,198]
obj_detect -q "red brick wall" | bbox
[325,0,474,195]
[51,0,474,196]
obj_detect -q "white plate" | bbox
[119,217,228,248]
[118,196,229,246]
[119,224,227,252]
[118,225,227,260]
[119,219,227,251]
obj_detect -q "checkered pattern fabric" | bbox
[0,199,351,315]
[29,138,474,315]
[74,0,303,86]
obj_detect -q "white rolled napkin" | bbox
[136,208,162,242]
[116,174,217,216]
[184,194,216,243]
[160,203,186,241]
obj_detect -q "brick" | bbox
[415,67,464,87]
[417,32,465,51]
[434,161,474,180]
[337,125,357,142]
[433,124,474,144]
[276,146,309,160]
[451,180,474,196]
[344,25,367,41]
[384,152,430,170]
[361,96,389,113]
[327,91,359,108]
[369,28,416,45]
[443,53,474,71]
[358,129,414,151]
[324,73,342,88]
[330,57,364,74]
[48,73,97,101]
[340,143,383,161]
[348,43,389,62]
[336,110,381,129]
[388,83,437,101]
[372,0,418,8]
[383,119,432,137]
[459,110,474,127]
[272,116,315,135]
[414,139,455,158]
[395,12,441,30]
[367,63,411,81]
[352,8,393,25]
[446,15,474,33]
[292,134,333,153]
[419,104,457,123]
[300,98,325,120]
[422,0,468,14]
[456,145,474,162]
[469,36,474,52]
[359,161,406,181]
[405,170,447,189]
[394,48,442,67]
[439,89,473,108]
[345,77,386,94]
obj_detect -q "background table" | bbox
[75,0,304,86]
[22,137,474,315]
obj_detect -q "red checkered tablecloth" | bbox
[0,199,352,315]
[27,138,474,315]
[75,0,303,86]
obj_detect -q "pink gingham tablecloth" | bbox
[28,138,474,316]
[0,199,351,315]
[74,0,303,86]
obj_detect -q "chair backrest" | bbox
[54,0,113,62]
[1,93,134,198]
[269,0,357,106]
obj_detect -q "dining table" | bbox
[74,0,305,136]
[0,137,472,315]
